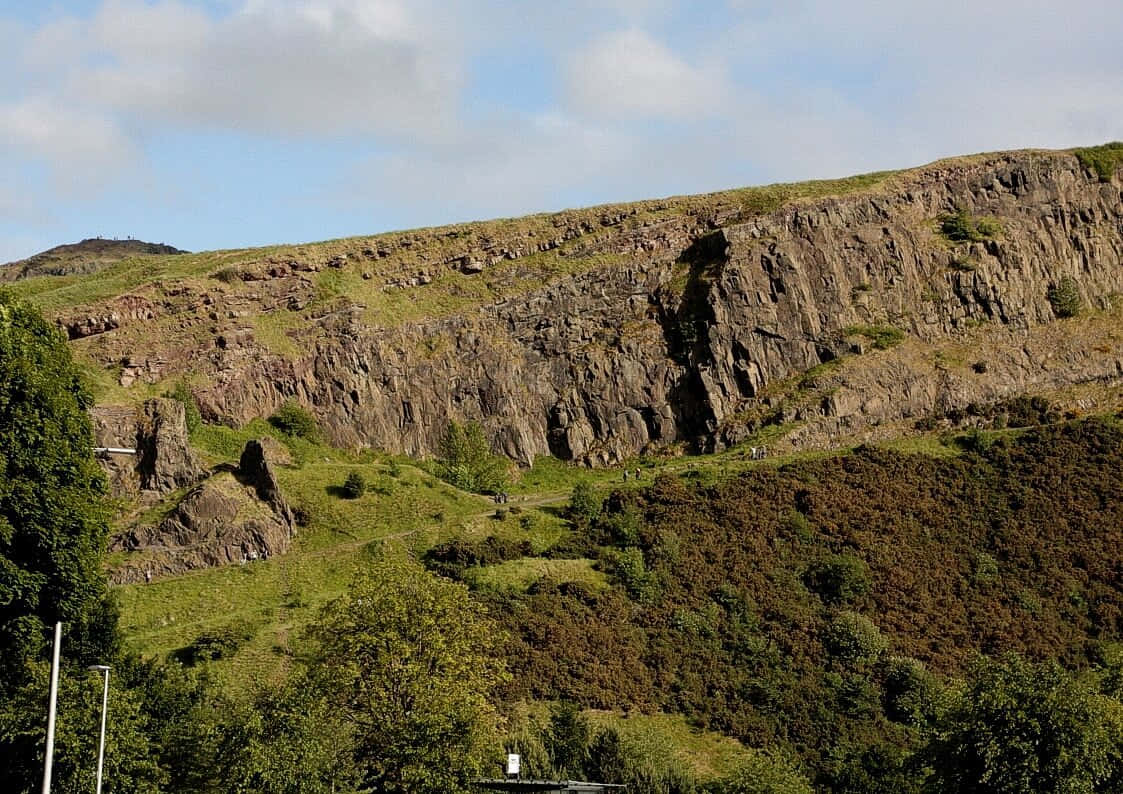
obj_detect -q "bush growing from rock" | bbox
[164,379,202,434]
[1047,275,1082,318]
[939,207,1002,242]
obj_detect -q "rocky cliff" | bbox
[109,439,296,584]
[35,146,1123,464]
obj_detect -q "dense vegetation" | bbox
[441,419,1123,790]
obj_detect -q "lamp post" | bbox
[88,665,111,794]
[41,622,63,794]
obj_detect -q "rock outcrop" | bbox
[63,149,1123,464]
[109,439,296,584]
[92,398,204,498]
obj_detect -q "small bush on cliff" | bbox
[1075,141,1123,182]
[938,207,1002,243]
[844,325,905,350]
[436,420,508,494]
[342,471,366,499]
[269,400,319,442]
[1047,276,1082,318]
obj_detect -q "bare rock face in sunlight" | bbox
[61,150,1123,464]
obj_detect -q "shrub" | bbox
[212,266,241,283]
[1047,276,1082,318]
[938,207,1002,242]
[342,471,366,499]
[607,547,660,603]
[824,611,888,665]
[569,481,601,526]
[844,325,905,350]
[182,619,256,664]
[1074,141,1123,182]
[805,554,871,605]
[164,379,202,434]
[882,656,937,725]
[269,400,319,441]
[704,749,813,794]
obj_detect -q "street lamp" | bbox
[88,665,111,794]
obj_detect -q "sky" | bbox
[1,0,1121,262]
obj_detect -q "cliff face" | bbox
[55,149,1123,464]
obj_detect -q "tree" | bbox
[0,661,165,794]
[342,470,366,499]
[0,290,118,686]
[436,420,508,494]
[546,701,591,778]
[922,654,1123,793]
[308,556,508,793]
[215,674,359,794]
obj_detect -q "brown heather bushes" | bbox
[465,418,1123,786]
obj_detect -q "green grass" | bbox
[585,711,754,781]
[844,324,906,350]
[1074,142,1123,182]
[466,558,607,594]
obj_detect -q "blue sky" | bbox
[1,0,1121,262]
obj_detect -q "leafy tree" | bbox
[823,611,888,666]
[0,661,165,794]
[216,674,359,794]
[922,654,1123,793]
[436,420,508,494]
[804,553,871,605]
[546,701,591,778]
[0,290,118,685]
[308,556,508,793]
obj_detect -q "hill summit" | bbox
[0,237,186,282]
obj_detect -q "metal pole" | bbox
[41,621,62,794]
[88,666,111,794]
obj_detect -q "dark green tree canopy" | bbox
[0,290,116,684]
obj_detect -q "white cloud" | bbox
[565,29,729,120]
[0,99,138,194]
[71,0,463,141]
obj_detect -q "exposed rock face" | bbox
[109,440,296,584]
[188,152,1123,463]
[92,398,204,497]
[67,150,1123,464]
